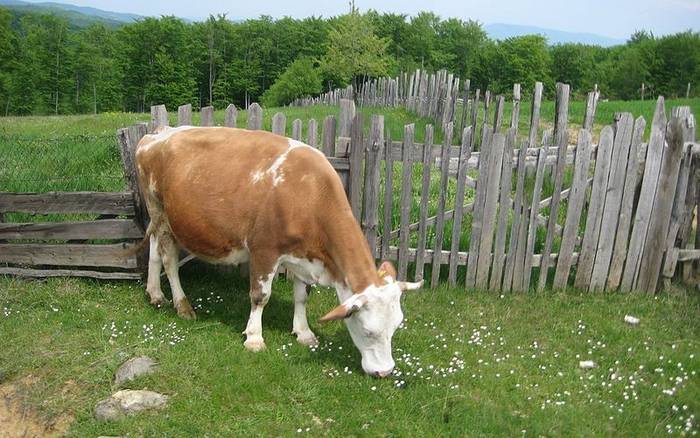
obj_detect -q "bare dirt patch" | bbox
[0,376,72,438]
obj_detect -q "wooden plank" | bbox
[247,103,262,130]
[528,82,544,151]
[430,123,454,288]
[475,133,506,289]
[458,80,471,136]
[448,127,474,287]
[621,98,667,291]
[224,104,237,128]
[292,119,302,141]
[0,243,137,269]
[177,104,192,126]
[574,126,615,289]
[414,126,433,281]
[552,129,592,289]
[637,115,688,292]
[0,192,135,215]
[537,83,570,291]
[0,266,141,280]
[512,203,530,291]
[117,124,149,230]
[381,129,395,261]
[348,113,364,220]
[398,124,415,280]
[200,106,214,126]
[662,139,692,284]
[339,99,356,138]
[589,113,635,290]
[465,127,493,288]
[583,91,599,130]
[503,140,528,291]
[150,104,168,131]
[489,128,515,290]
[510,84,521,134]
[0,219,143,241]
[322,116,336,157]
[271,112,286,136]
[362,115,383,259]
[606,116,646,290]
[307,119,318,148]
[492,96,505,133]
[521,147,547,291]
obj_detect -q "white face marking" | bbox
[337,283,404,376]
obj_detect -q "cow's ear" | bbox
[319,295,366,322]
[377,261,397,283]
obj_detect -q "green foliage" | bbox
[261,58,322,107]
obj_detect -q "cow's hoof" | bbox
[295,331,319,347]
[244,338,266,352]
[175,299,197,320]
[147,291,168,308]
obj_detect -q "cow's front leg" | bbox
[243,258,277,352]
[292,279,318,346]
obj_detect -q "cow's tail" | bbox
[118,215,163,258]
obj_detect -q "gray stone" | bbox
[114,356,158,386]
[94,390,168,421]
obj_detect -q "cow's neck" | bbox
[326,214,380,296]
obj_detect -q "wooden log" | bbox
[414,126,433,281]
[574,126,615,289]
[362,115,383,259]
[489,128,515,291]
[348,113,364,220]
[475,133,506,289]
[606,116,646,290]
[224,104,237,127]
[398,124,415,280]
[621,98,667,291]
[637,115,688,292]
[322,116,336,157]
[431,123,454,288]
[177,104,192,126]
[553,129,592,289]
[271,112,286,136]
[448,127,474,287]
[522,148,547,291]
[200,106,214,126]
[0,192,135,215]
[150,105,168,132]
[537,83,570,291]
[503,141,528,291]
[292,119,302,141]
[307,119,318,147]
[0,219,143,241]
[247,103,262,130]
[0,243,137,269]
[0,266,141,280]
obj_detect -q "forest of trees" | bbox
[0,7,698,116]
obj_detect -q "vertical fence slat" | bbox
[521,147,547,291]
[489,128,515,291]
[511,84,521,134]
[512,203,531,292]
[177,104,192,126]
[271,112,286,136]
[583,91,599,131]
[200,106,214,126]
[363,115,383,258]
[247,103,262,130]
[414,126,433,281]
[503,142,528,291]
[348,113,364,220]
[621,98,667,291]
[448,127,474,286]
[589,113,635,290]
[322,116,336,157]
[292,119,302,141]
[553,129,592,289]
[606,116,646,290]
[398,124,415,280]
[465,128,493,288]
[492,96,505,133]
[307,119,318,147]
[150,105,168,132]
[224,104,237,128]
[537,83,570,291]
[574,126,615,289]
[430,123,454,288]
[528,83,543,149]
[381,130,395,261]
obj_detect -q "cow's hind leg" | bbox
[292,279,318,346]
[159,232,196,320]
[243,255,278,352]
[145,234,168,307]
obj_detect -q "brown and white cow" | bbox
[134,126,422,377]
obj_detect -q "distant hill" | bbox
[485,23,626,47]
[0,0,142,28]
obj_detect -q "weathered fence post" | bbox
[322,116,336,157]
[271,112,286,136]
[224,104,237,128]
[307,119,318,147]
[397,124,415,281]
[431,123,454,288]
[150,105,168,132]
[448,127,473,287]
[247,103,262,130]
[348,113,364,220]
[292,119,302,141]
[414,126,433,282]
[201,106,214,126]
[177,104,192,126]
[362,115,383,258]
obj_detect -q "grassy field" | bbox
[1,265,698,436]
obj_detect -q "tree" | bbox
[261,58,322,107]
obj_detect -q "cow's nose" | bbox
[374,368,394,378]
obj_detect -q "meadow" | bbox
[1,98,699,436]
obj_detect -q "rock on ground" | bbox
[114,356,158,386]
[95,390,168,421]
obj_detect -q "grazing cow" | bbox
[133,126,422,377]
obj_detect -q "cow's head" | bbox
[319,261,422,377]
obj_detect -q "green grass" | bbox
[1,267,698,436]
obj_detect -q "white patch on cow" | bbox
[289,138,325,157]
[251,138,325,187]
[138,126,198,151]
[280,255,334,286]
[219,248,250,265]
[251,170,265,183]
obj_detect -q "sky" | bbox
[29,0,700,39]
